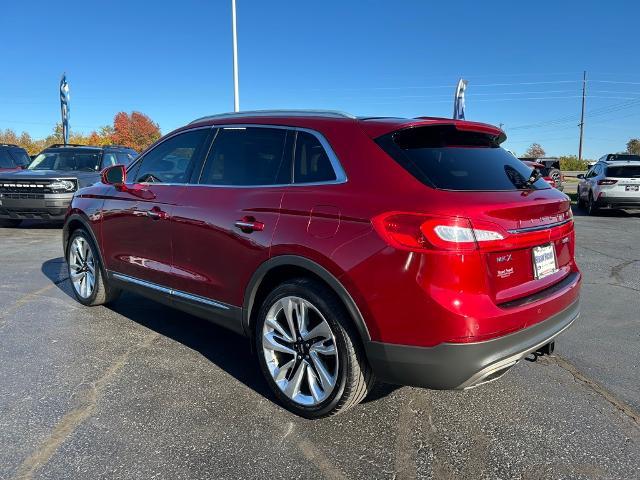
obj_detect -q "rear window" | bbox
[376,125,548,191]
[606,165,640,178]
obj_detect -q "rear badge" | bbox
[497,267,514,279]
[496,254,512,263]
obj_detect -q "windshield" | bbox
[28,150,101,171]
[0,149,17,168]
[377,125,548,191]
[9,149,31,167]
[606,165,640,178]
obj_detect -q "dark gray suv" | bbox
[0,144,137,226]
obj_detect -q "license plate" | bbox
[532,243,558,279]
[625,185,639,191]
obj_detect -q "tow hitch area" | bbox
[525,341,555,362]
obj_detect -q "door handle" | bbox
[147,207,168,220]
[234,216,265,232]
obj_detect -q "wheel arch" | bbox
[243,255,371,344]
[63,212,104,267]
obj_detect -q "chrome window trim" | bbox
[111,272,231,311]
[130,124,348,189]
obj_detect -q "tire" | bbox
[576,188,585,208]
[67,229,120,306]
[255,277,374,418]
[587,192,599,216]
[0,219,22,228]
[548,168,562,189]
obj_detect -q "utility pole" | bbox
[231,0,240,112]
[578,70,586,162]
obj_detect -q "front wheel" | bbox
[255,278,374,418]
[67,229,120,306]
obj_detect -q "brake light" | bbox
[372,213,505,252]
[598,179,618,185]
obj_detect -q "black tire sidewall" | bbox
[254,279,353,419]
[67,230,102,306]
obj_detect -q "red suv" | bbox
[63,110,581,418]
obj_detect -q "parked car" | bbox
[519,157,563,191]
[62,110,581,418]
[0,144,137,227]
[0,143,31,172]
[521,160,563,190]
[577,154,640,214]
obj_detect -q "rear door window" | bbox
[606,165,640,178]
[293,131,336,183]
[198,127,289,186]
[376,125,547,191]
[129,129,210,184]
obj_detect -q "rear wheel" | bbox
[548,168,562,188]
[0,219,21,228]
[587,192,599,216]
[255,278,374,418]
[67,229,120,306]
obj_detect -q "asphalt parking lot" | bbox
[1,208,639,480]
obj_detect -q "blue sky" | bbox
[1,0,639,159]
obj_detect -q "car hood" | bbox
[0,169,101,187]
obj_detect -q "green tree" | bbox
[627,138,640,155]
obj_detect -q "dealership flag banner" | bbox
[453,78,468,120]
[60,74,70,145]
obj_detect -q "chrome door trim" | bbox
[110,271,231,311]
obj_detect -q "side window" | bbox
[293,131,336,184]
[586,166,598,178]
[199,127,288,186]
[130,129,210,184]
[101,153,118,169]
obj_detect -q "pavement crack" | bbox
[11,332,160,480]
[545,355,640,429]
[609,259,638,283]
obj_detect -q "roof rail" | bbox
[189,109,356,125]
[102,144,134,149]
[0,143,20,148]
[47,143,89,148]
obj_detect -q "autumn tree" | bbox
[111,111,161,152]
[627,138,640,155]
[524,143,546,158]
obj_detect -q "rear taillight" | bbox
[598,178,618,185]
[372,213,505,252]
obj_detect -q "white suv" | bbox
[577,154,640,215]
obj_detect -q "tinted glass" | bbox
[102,153,118,168]
[606,165,640,178]
[131,129,209,183]
[28,149,101,171]
[0,149,15,168]
[199,127,287,186]
[377,125,547,191]
[116,153,133,166]
[294,131,336,183]
[9,148,30,167]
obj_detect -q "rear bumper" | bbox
[597,196,640,208]
[0,193,73,220]
[365,299,579,389]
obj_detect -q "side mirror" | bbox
[101,164,126,185]
[576,174,585,179]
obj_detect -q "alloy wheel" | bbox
[262,296,339,406]
[69,236,96,299]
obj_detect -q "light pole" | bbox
[231,0,240,112]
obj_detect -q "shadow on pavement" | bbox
[41,256,398,406]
